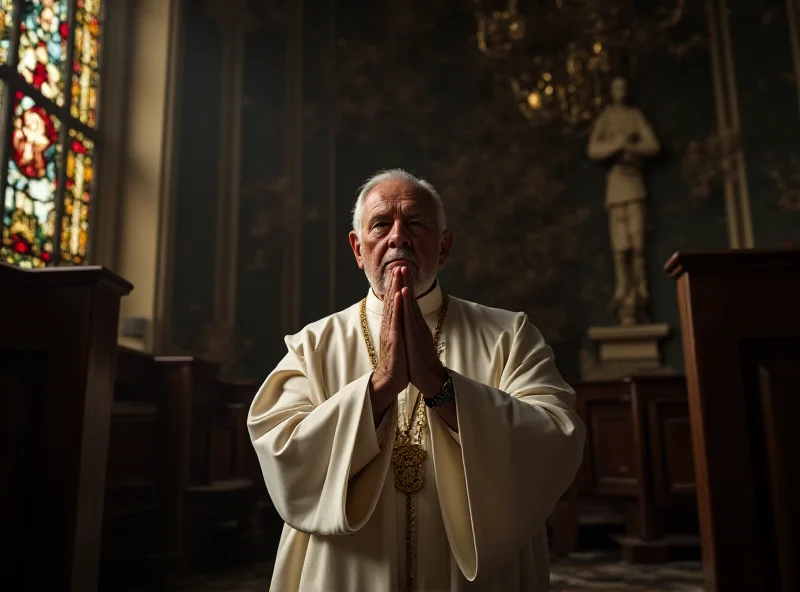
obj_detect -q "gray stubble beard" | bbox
[364,261,437,300]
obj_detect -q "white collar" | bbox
[365,280,443,316]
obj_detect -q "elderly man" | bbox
[247,169,585,591]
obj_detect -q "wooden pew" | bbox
[101,348,194,580]
[100,347,263,583]
[551,375,698,562]
[0,263,132,592]
[183,371,262,566]
[666,249,800,592]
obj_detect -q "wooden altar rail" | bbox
[0,263,132,592]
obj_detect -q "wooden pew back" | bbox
[666,249,800,592]
[102,348,262,579]
[102,348,194,576]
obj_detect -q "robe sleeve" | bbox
[429,314,585,580]
[247,339,396,537]
[375,411,392,447]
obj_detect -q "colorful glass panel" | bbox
[16,0,70,105]
[1,93,62,268]
[0,0,14,64]
[72,0,101,126]
[61,128,93,263]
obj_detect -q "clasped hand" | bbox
[371,266,448,402]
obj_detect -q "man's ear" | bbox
[438,230,454,269]
[349,231,365,270]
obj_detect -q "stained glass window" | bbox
[17,0,70,105]
[0,0,14,64]
[0,0,104,268]
[72,0,100,126]
[2,93,61,266]
[61,128,92,263]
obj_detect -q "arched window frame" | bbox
[0,0,104,268]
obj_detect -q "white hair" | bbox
[351,169,447,240]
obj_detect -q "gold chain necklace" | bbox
[359,291,449,592]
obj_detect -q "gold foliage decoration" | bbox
[508,40,613,132]
[434,128,590,340]
[473,0,703,58]
[766,155,800,213]
[242,174,296,270]
[471,0,706,131]
[323,0,452,141]
[680,129,740,199]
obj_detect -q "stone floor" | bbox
[550,552,704,591]
[124,552,704,591]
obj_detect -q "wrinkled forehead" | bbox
[363,180,437,219]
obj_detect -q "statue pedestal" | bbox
[582,323,672,380]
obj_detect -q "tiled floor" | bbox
[131,552,704,591]
[550,552,704,591]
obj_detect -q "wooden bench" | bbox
[101,348,195,579]
[551,374,698,562]
[100,347,264,584]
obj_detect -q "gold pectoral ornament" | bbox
[392,412,427,494]
[359,292,449,592]
[392,444,426,494]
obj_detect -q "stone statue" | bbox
[587,76,660,326]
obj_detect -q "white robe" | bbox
[248,283,585,591]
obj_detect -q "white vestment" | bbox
[248,283,585,591]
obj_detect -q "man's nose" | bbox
[388,221,411,248]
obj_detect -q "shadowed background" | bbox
[167,0,799,384]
